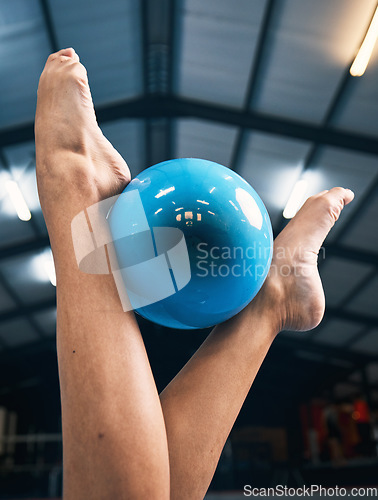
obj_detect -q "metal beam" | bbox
[141,0,149,96]
[297,66,357,173]
[273,5,378,236]
[324,243,378,268]
[275,334,377,365]
[325,307,378,328]
[343,325,371,349]
[0,270,46,341]
[147,118,171,165]
[0,236,50,261]
[141,0,152,167]
[167,0,178,97]
[141,0,174,166]
[166,102,378,155]
[0,297,56,324]
[167,0,178,159]
[338,269,377,310]
[1,96,378,155]
[335,174,378,242]
[230,0,277,172]
[39,0,59,53]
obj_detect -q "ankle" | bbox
[36,153,103,229]
[247,276,286,335]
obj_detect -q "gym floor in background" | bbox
[0,0,378,498]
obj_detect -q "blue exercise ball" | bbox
[108,158,273,329]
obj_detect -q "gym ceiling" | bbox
[0,0,377,416]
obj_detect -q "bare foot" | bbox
[254,188,354,333]
[35,48,130,233]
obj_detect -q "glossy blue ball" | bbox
[108,158,273,329]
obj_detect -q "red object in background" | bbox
[300,405,310,459]
[311,402,327,448]
[353,399,370,423]
[338,404,360,458]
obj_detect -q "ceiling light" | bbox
[350,6,378,77]
[5,180,31,221]
[43,250,56,287]
[283,179,308,219]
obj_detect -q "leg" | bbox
[36,49,169,499]
[160,188,354,499]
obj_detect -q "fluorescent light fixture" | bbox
[5,180,31,221]
[283,179,308,219]
[43,250,56,287]
[350,6,378,77]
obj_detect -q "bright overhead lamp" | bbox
[5,180,31,221]
[350,6,378,77]
[283,179,308,219]
[43,249,56,287]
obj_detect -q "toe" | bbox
[48,48,80,64]
[324,187,354,206]
[280,187,355,253]
[321,187,355,223]
[62,48,80,62]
